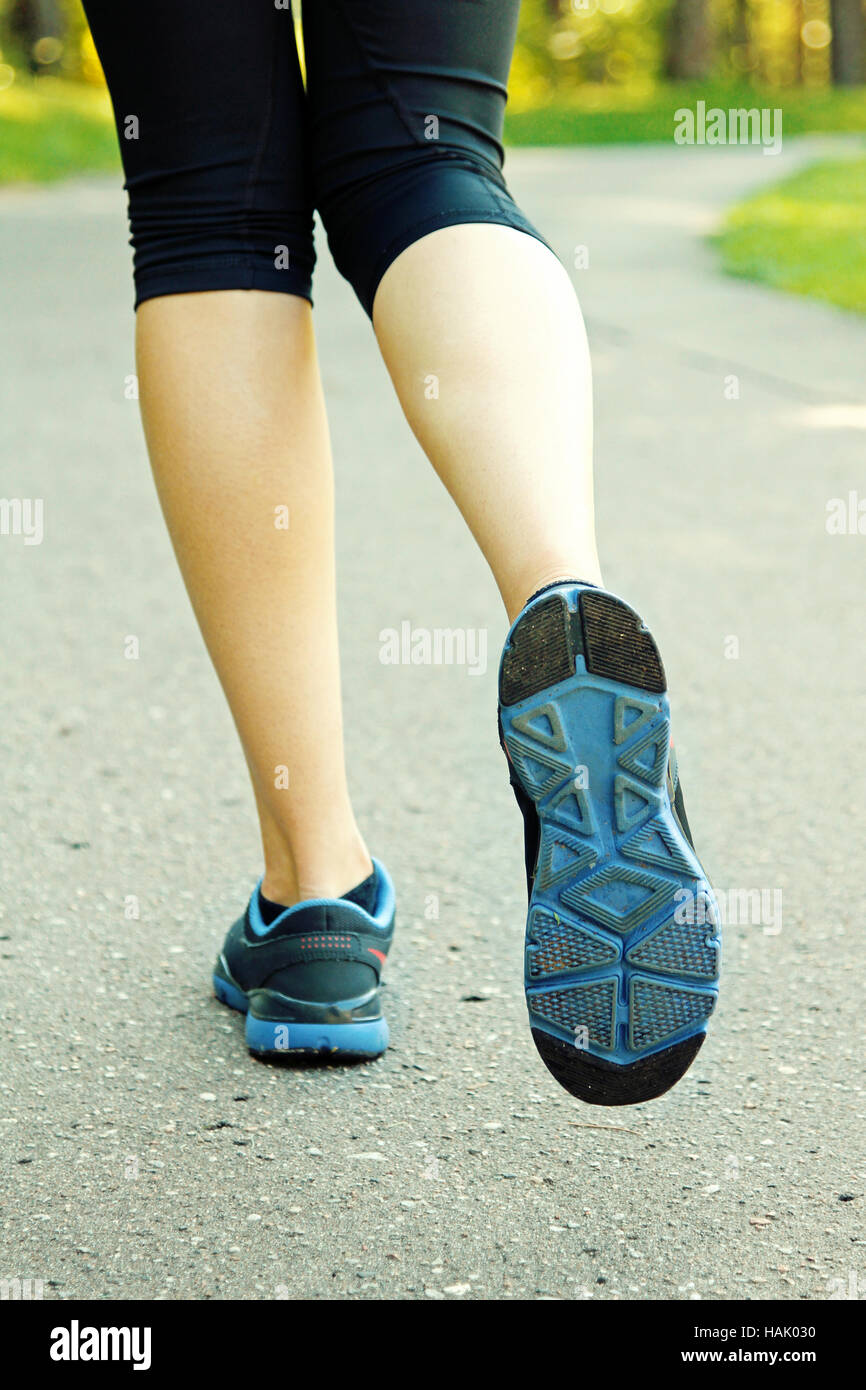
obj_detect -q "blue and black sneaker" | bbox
[213,858,395,1058]
[498,581,720,1106]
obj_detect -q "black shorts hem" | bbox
[366,209,555,320]
[133,264,314,311]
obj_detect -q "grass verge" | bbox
[0,76,118,183]
[504,82,866,146]
[715,156,866,315]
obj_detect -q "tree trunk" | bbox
[829,0,866,85]
[8,0,64,71]
[9,0,63,38]
[726,0,756,81]
[665,0,712,81]
[730,0,749,50]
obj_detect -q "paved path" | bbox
[1,138,864,1301]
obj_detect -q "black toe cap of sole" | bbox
[532,1028,705,1106]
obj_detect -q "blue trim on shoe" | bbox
[245,1014,389,1057]
[213,971,390,1057]
[247,856,395,937]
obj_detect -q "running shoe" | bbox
[213,857,395,1058]
[498,582,720,1105]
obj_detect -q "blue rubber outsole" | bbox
[500,583,720,1104]
[213,972,389,1059]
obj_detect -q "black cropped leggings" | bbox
[83,0,548,318]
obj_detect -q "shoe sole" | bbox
[213,968,389,1059]
[499,585,720,1106]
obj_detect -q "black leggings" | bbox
[83,0,548,318]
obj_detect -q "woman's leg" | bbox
[136,291,371,904]
[372,225,601,623]
[84,0,371,904]
[302,0,600,621]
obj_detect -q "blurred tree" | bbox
[1,0,863,95]
[1,0,92,77]
[829,0,865,82]
[7,0,62,72]
[665,0,714,78]
[728,0,756,76]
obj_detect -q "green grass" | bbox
[0,76,119,183]
[504,82,866,146]
[716,157,866,315]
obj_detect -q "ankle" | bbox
[261,866,300,908]
[503,560,604,625]
[262,835,373,908]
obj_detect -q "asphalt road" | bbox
[1,138,864,1301]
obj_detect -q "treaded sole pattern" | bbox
[213,972,389,1059]
[500,585,720,1106]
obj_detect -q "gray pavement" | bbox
[1,138,864,1301]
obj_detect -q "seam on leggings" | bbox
[242,9,281,277]
[138,253,302,273]
[329,0,426,148]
